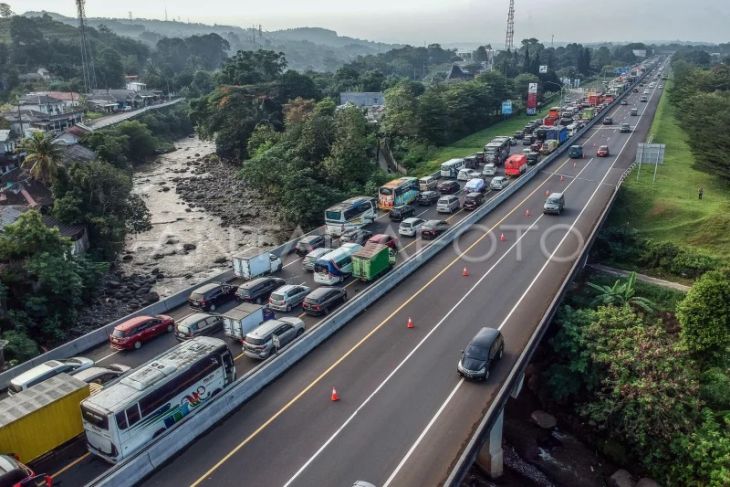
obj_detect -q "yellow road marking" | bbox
[52,452,90,478]
[190,154,576,486]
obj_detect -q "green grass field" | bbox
[606,79,730,261]
[412,106,551,177]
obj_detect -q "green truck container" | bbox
[580,107,595,120]
[351,243,394,282]
[0,373,89,463]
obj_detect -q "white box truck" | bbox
[222,302,275,343]
[232,249,283,280]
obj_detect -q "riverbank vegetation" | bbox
[543,270,730,486]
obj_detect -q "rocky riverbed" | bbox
[74,135,285,333]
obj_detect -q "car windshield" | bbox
[190,292,204,301]
[600,146,608,150]
[177,324,191,333]
[548,197,560,204]
[112,329,127,338]
[465,344,488,360]
[270,292,286,300]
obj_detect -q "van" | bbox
[418,175,438,192]
[543,192,565,215]
[462,192,484,211]
[568,145,583,158]
[303,247,332,271]
[9,357,94,395]
[242,317,305,359]
[457,327,504,380]
[437,195,460,214]
[630,107,639,116]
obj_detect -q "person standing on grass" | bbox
[698,186,704,200]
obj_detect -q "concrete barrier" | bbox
[87,80,619,486]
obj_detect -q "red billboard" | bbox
[526,82,538,115]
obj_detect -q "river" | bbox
[120,136,281,297]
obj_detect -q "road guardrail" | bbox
[87,78,625,486]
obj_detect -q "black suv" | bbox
[417,190,440,206]
[236,277,286,304]
[188,282,237,311]
[437,180,460,194]
[389,204,415,222]
[295,235,325,256]
[302,287,347,316]
[340,228,373,245]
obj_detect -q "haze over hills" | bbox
[22,11,399,72]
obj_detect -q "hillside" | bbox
[22,11,398,72]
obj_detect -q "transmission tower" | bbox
[505,0,515,52]
[76,0,97,93]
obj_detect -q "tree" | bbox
[587,272,655,312]
[323,105,372,186]
[677,269,730,364]
[19,132,63,185]
[114,120,158,163]
[0,3,13,17]
[217,50,287,85]
[417,87,449,145]
[473,46,489,63]
[382,81,421,138]
[95,48,124,88]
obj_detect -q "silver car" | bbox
[268,284,310,312]
[9,357,94,395]
[398,217,425,237]
[482,163,497,176]
[490,176,509,190]
[72,364,131,385]
[243,317,306,359]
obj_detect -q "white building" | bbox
[126,82,147,92]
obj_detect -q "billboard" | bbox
[501,100,513,115]
[539,65,548,73]
[632,49,647,58]
[526,82,538,115]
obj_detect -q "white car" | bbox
[9,357,95,395]
[398,217,426,237]
[482,163,497,176]
[457,168,481,181]
[490,176,509,191]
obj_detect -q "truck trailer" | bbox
[232,249,283,280]
[504,154,528,177]
[351,243,395,282]
[222,302,275,342]
[0,374,89,463]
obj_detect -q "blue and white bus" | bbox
[313,243,363,284]
[440,158,465,178]
[80,337,235,463]
[324,197,377,237]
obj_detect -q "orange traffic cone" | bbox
[407,317,415,329]
[462,266,470,277]
[560,174,565,181]
[331,387,340,401]
[500,233,506,242]
[545,189,550,196]
[524,208,531,217]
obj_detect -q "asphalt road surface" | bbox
[37,65,666,485]
[125,74,666,486]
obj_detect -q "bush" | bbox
[700,368,730,411]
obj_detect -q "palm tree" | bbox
[19,132,63,186]
[587,271,656,313]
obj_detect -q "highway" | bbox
[108,71,668,486]
[35,126,539,483]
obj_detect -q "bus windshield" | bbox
[325,210,342,221]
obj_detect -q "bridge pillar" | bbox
[476,409,504,478]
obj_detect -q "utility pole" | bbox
[504,0,515,52]
[76,0,97,93]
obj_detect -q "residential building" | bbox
[0,130,19,176]
[0,108,83,135]
[19,94,65,115]
[41,215,89,255]
[27,91,82,109]
[126,81,147,92]
[339,92,385,108]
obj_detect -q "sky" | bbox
[21,0,730,46]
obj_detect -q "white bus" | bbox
[314,243,363,284]
[440,158,465,178]
[324,197,377,237]
[80,337,235,463]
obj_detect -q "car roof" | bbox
[273,284,305,293]
[401,217,422,224]
[466,192,482,197]
[246,319,284,339]
[368,234,391,242]
[179,313,212,325]
[548,192,563,198]
[114,315,153,331]
[599,145,609,149]
[193,282,221,294]
[72,366,120,381]
[470,327,501,347]
[425,219,444,225]
[300,235,322,243]
[308,286,338,298]
[306,247,331,257]
[10,360,62,385]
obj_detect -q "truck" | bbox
[540,139,559,155]
[504,154,528,177]
[222,302,276,342]
[545,126,569,145]
[232,248,283,280]
[543,107,560,126]
[351,243,395,282]
[0,374,89,463]
[580,107,595,120]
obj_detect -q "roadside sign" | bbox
[501,100,513,115]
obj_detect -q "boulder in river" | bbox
[609,469,636,487]
[530,410,557,429]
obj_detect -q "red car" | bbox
[367,233,399,250]
[110,315,175,350]
[596,145,610,157]
[0,454,52,487]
